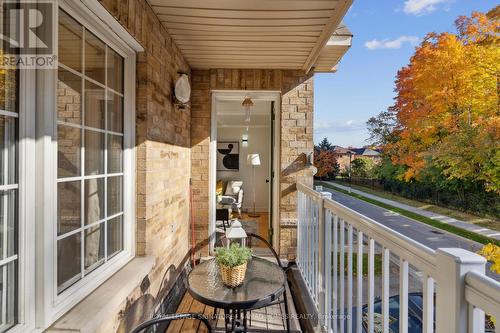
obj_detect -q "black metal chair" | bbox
[130,313,212,333]
[215,233,291,332]
[246,233,291,333]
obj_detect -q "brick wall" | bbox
[191,69,315,258]
[96,1,191,332]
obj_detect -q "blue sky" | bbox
[314,0,498,147]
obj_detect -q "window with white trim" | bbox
[56,9,125,294]
[0,64,18,332]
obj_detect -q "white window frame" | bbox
[0,70,37,333]
[35,0,137,327]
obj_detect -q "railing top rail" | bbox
[297,182,322,202]
[465,271,500,319]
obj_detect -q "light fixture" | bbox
[174,73,191,106]
[241,133,248,148]
[242,96,254,123]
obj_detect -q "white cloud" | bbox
[365,36,420,50]
[403,0,448,15]
[314,120,365,133]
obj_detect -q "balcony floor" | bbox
[166,280,301,332]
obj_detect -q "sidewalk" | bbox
[325,181,500,241]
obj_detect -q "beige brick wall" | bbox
[96,1,191,332]
[190,70,314,258]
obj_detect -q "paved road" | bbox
[320,184,481,252]
[318,184,500,280]
[327,182,500,240]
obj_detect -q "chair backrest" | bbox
[130,313,212,333]
[215,233,284,269]
[247,233,284,269]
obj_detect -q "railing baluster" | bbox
[468,303,485,333]
[339,218,345,333]
[356,231,363,333]
[306,196,311,292]
[400,259,409,333]
[368,238,375,333]
[347,224,353,333]
[382,248,390,333]
[312,200,316,301]
[325,210,333,332]
[333,215,339,333]
[297,192,301,270]
[314,200,318,302]
[423,275,434,333]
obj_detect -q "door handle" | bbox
[265,179,270,183]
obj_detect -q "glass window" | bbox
[56,9,125,294]
[58,10,83,73]
[84,31,105,85]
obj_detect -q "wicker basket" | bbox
[219,261,247,288]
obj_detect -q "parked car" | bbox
[346,292,495,333]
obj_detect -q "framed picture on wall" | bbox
[217,142,239,171]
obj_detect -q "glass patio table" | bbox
[187,256,286,332]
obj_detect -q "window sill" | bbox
[47,256,155,333]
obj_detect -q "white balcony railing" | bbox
[296,182,500,333]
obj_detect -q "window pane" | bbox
[84,80,105,129]
[0,68,17,113]
[84,30,105,84]
[0,261,17,329]
[58,68,82,124]
[107,176,122,217]
[107,92,123,133]
[57,181,80,236]
[57,233,81,292]
[107,134,122,173]
[0,190,17,259]
[107,216,122,258]
[84,177,104,225]
[84,130,104,175]
[59,10,82,73]
[107,47,123,93]
[84,224,104,273]
[0,116,17,186]
[58,125,81,178]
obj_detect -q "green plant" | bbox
[215,244,252,268]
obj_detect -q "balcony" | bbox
[141,182,499,333]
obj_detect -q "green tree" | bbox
[366,110,399,146]
[315,137,333,151]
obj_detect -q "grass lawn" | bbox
[317,181,500,247]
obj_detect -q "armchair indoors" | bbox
[216,180,244,218]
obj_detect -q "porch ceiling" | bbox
[147,0,353,73]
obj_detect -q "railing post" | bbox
[318,191,331,330]
[435,248,486,333]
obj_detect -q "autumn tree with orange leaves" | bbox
[314,149,340,180]
[386,6,500,193]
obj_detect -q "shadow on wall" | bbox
[281,153,313,198]
[116,251,193,333]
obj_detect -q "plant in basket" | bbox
[215,244,252,288]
